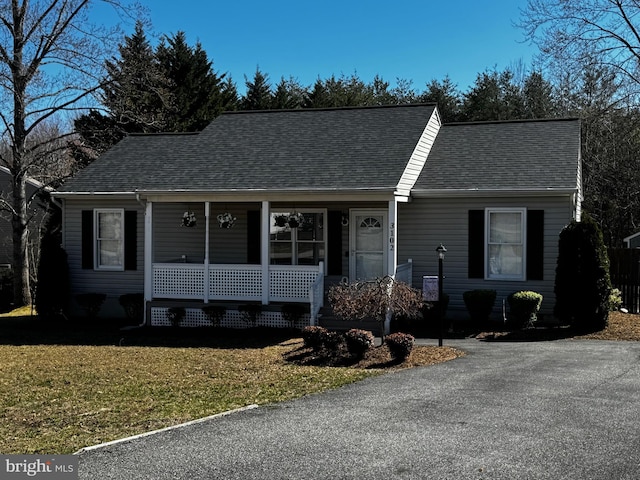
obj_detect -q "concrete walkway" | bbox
[77,339,640,479]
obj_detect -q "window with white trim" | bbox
[95,209,124,270]
[270,210,326,266]
[486,208,526,280]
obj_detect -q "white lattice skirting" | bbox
[151,307,311,329]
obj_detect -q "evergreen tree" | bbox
[421,77,462,122]
[271,77,307,109]
[102,21,172,133]
[242,68,273,110]
[554,215,611,332]
[156,32,226,131]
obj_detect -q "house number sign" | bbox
[389,222,395,251]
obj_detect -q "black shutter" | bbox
[81,210,94,269]
[124,211,137,271]
[327,211,343,275]
[468,210,484,279]
[247,210,261,264]
[526,210,544,280]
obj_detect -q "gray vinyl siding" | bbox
[63,198,144,317]
[397,195,576,320]
[153,203,259,264]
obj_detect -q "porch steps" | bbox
[317,308,383,336]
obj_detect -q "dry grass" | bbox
[2,308,635,455]
[0,311,462,455]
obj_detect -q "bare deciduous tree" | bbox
[0,0,143,306]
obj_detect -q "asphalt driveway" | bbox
[77,339,640,480]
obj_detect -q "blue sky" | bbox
[135,1,538,93]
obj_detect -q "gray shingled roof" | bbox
[414,118,581,192]
[59,104,437,194]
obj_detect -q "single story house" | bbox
[53,104,582,328]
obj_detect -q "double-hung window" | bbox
[486,208,525,280]
[270,210,326,267]
[94,209,124,270]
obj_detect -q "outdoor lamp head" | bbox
[436,243,447,260]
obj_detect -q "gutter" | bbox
[410,187,579,198]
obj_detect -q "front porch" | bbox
[148,262,324,327]
[142,197,410,330]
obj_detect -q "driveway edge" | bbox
[74,404,259,455]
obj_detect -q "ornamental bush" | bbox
[554,215,611,331]
[463,289,497,325]
[119,293,144,322]
[281,303,307,328]
[344,329,375,358]
[76,293,106,320]
[202,305,226,327]
[301,325,327,350]
[166,306,185,327]
[507,291,543,329]
[385,332,415,362]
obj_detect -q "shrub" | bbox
[281,303,307,328]
[344,329,375,358]
[609,288,623,311]
[554,215,611,331]
[507,291,543,329]
[166,306,185,327]
[385,332,415,362]
[202,305,226,327]
[35,225,70,320]
[320,329,344,353]
[463,289,497,325]
[75,293,106,319]
[238,304,262,327]
[119,293,144,322]
[329,277,423,339]
[0,269,13,313]
[301,325,328,350]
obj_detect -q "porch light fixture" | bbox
[217,212,236,229]
[436,243,447,347]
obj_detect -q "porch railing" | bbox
[152,262,323,304]
[394,258,413,285]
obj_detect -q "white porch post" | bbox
[204,202,210,303]
[261,201,270,305]
[144,201,153,321]
[388,198,398,277]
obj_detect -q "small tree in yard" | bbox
[328,277,424,340]
[554,215,611,332]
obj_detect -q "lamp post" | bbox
[436,244,447,347]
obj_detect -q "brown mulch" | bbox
[285,311,640,369]
[284,340,464,370]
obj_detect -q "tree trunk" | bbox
[11,168,31,307]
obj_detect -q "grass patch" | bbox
[0,313,462,454]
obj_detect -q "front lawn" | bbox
[0,313,461,454]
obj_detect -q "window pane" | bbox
[99,240,122,267]
[297,243,325,265]
[98,212,122,240]
[489,212,521,244]
[270,242,292,265]
[96,210,123,269]
[297,213,323,241]
[489,245,523,276]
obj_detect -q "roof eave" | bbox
[411,187,579,198]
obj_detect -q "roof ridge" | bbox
[221,103,437,116]
[444,117,580,126]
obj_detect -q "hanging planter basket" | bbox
[181,211,197,228]
[217,212,237,229]
[287,213,304,229]
[274,215,288,228]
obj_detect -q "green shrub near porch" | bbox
[507,291,543,329]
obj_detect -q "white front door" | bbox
[350,210,387,281]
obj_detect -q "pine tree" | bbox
[242,68,273,110]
